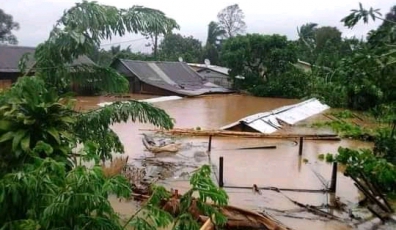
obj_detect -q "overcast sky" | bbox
[2,0,395,52]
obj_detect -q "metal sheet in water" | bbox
[221,98,330,133]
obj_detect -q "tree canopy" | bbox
[0,9,19,44]
[158,33,202,63]
[222,33,296,84]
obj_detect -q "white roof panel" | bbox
[221,98,329,133]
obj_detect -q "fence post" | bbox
[298,137,304,156]
[329,162,338,193]
[208,135,212,152]
[219,156,224,187]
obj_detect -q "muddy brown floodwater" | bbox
[76,94,381,230]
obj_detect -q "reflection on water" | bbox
[76,94,377,230]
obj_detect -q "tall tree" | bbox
[202,21,225,65]
[0,9,19,45]
[217,4,246,38]
[142,18,179,59]
[296,22,318,63]
[158,33,202,63]
[206,21,225,46]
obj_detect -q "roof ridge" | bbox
[0,45,36,50]
[119,58,186,64]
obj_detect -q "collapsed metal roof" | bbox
[221,98,330,133]
[119,59,233,96]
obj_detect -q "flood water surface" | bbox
[77,94,380,230]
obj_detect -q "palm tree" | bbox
[206,21,225,47]
[341,2,392,28]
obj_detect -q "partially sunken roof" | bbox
[0,45,95,73]
[221,98,330,133]
[118,59,232,96]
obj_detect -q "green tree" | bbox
[217,4,246,38]
[0,9,19,44]
[202,21,225,65]
[158,33,202,63]
[297,22,318,63]
[206,21,225,46]
[221,33,297,89]
[141,18,179,60]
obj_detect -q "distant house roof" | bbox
[188,63,245,80]
[117,59,232,96]
[0,45,95,73]
[187,63,231,75]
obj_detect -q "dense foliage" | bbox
[158,33,203,63]
[221,33,300,96]
[0,76,175,228]
[335,147,396,193]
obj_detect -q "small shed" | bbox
[111,59,232,96]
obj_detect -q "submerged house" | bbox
[0,46,35,88]
[221,98,330,133]
[111,59,232,96]
[188,63,234,89]
[0,45,95,90]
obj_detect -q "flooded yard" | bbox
[76,94,386,230]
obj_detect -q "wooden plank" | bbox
[140,128,339,140]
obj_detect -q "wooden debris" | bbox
[348,172,394,223]
[236,145,277,150]
[142,134,181,153]
[140,128,340,140]
[129,193,292,230]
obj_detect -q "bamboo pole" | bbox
[140,128,340,140]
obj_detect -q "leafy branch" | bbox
[341,2,395,28]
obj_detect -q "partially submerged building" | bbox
[221,98,330,133]
[0,45,95,90]
[111,59,232,96]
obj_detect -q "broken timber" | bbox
[140,128,340,140]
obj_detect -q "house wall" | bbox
[0,72,23,89]
[111,60,138,94]
[198,69,232,89]
[140,82,176,96]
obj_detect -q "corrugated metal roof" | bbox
[119,59,232,96]
[0,45,95,72]
[187,63,230,75]
[188,63,245,80]
[221,98,330,133]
